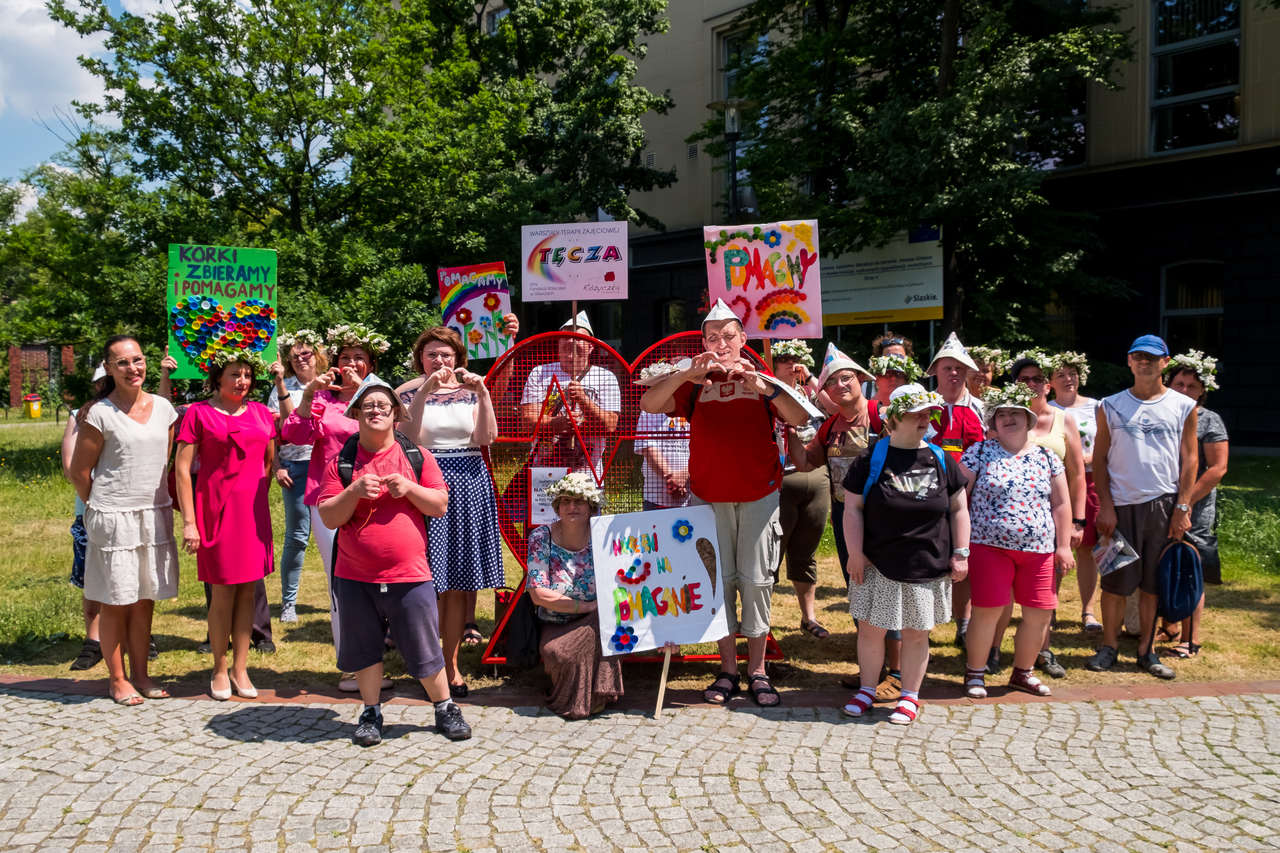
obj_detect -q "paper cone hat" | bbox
[560,310,594,335]
[91,362,107,382]
[816,342,872,387]
[702,298,742,328]
[343,373,409,421]
[928,331,978,375]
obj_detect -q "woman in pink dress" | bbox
[280,323,389,691]
[175,350,276,700]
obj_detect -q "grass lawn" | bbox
[2,420,1277,697]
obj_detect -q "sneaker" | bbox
[985,648,1002,675]
[1086,644,1118,672]
[280,604,298,623]
[69,639,102,671]
[196,639,212,655]
[252,639,276,654]
[1036,649,1067,679]
[435,703,472,741]
[352,707,383,747]
[1138,651,1176,680]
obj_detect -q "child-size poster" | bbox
[590,505,729,656]
[167,243,278,379]
[703,220,822,338]
[438,261,515,361]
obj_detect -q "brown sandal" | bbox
[800,619,830,639]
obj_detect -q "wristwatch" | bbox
[1072,517,1087,527]
[1175,503,1191,513]
[764,385,783,400]
[952,547,970,558]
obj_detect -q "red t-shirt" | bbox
[317,440,448,584]
[930,403,985,461]
[671,380,782,503]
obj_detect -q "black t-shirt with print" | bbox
[843,442,967,583]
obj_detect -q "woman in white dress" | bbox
[68,336,180,706]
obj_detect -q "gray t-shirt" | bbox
[1192,406,1228,527]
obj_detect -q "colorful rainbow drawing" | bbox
[755,289,810,331]
[526,234,562,284]
[438,262,508,325]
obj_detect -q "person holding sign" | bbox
[526,472,623,719]
[840,384,970,725]
[640,299,809,708]
[281,323,391,692]
[174,351,276,700]
[316,375,471,745]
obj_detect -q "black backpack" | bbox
[331,431,426,571]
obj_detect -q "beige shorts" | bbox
[693,491,781,639]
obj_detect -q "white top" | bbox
[84,395,178,511]
[520,363,621,468]
[267,375,312,462]
[1100,388,1196,506]
[634,410,691,507]
[1050,396,1098,471]
[407,387,480,450]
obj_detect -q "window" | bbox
[485,7,509,36]
[658,299,689,338]
[719,32,765,219]
[1161,261,1224,355]
[1151,0,1240,152]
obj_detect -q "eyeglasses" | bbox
[359,403,393,414]
[111,356,146,369]
[339,353,369,364]
[290,351,315,362]
[421,350,455,362]
[1019,376,1048,386]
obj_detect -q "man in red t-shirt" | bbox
[317,375,472,746]
[640,299,808,707]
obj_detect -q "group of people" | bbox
[61,297,1228,735]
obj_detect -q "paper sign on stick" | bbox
[703,220,822,338]
[520,221,628,301]
[591,506,729,656]
[530,466,573,525]
[438,261,515,361]
[167,243,278,380]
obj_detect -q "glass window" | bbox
[1161,261,1224,356]
[1150,1,1240,153]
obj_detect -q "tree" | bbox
[692,0,1132,344]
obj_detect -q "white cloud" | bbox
[0,0,109,120]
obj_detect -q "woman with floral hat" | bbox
[281,322,390,692]
[1164,350,1228,658]
[867,353,924,434]
[966,346,1006,402]
[526,473,623,719]
[174,350,276,700]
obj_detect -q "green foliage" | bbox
[693,0,1133,345]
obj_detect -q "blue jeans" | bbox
[279,457,312,608]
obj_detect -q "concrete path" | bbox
[2,686,1280,851]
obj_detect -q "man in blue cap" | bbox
[1088,334,1198,679]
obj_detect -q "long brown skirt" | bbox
[539,615,623,720]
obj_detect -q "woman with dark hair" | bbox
[174,350,276,700]
[867,354,923,435]
[68,336,180,705]
[1164,351,1228,659]
[399,326,504,697]
[862,331,914,401]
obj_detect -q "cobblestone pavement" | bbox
[3,688,1280,852]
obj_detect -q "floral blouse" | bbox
[961,440,1064,554]
[526,524,596,624]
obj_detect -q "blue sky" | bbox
[0,0,137,182]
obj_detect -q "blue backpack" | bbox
[861,438,948,501]
[1157,540,1203,624]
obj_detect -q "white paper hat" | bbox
[91,362,107,382]
[702,298,742,328]
[343,373,409,421]
[559,311,594,335]
[928,331,978,375]
[816,343,872,387]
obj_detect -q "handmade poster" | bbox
[438,261,515,361]
[530,466,573,524]
[167,243,278,380]
[520,221,628,301]
[703,220,822,338]
[591,505,729,656]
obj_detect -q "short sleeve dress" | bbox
[1186,406,1228,584]
[82,395,181,606]
[176,401,276,585]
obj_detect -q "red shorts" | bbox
[969,543,1057,610]
[1080,472,1100,548]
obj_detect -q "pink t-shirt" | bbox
[316,439,447,584]
[280,389,358,505]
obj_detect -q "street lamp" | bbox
[708,98,752,224]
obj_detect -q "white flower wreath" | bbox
[326,323,391,355]
[544,472,605,509]
[1166,349,1219,392]
[770,339,814,368]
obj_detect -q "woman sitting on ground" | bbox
[526,472,623,719]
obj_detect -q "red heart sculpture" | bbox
[479,330,779,665]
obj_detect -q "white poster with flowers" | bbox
[589,506,729,656]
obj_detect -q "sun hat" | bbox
[981,382,1037,427]
[883,383,944,423]
[544,471,605,509]
[343,373,408,420]
[1128,334,1169,357]
[927,332,978,375]
[817,342,872,386]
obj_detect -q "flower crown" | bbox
[327,323,391,355]
[883,388,943,422]
[982,382,1037,416]
[277,328,325,353]
[639,361,682,382]
[544,472,605,508]
[967,345,1007,372]
[1043,350,1090,385]
[206,348,269,376]
[869,354,923,381]
[771,339,814,368]
[1010,349,1051,374]
[1166,349,1219,392]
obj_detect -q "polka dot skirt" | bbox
[428,452,505,593]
